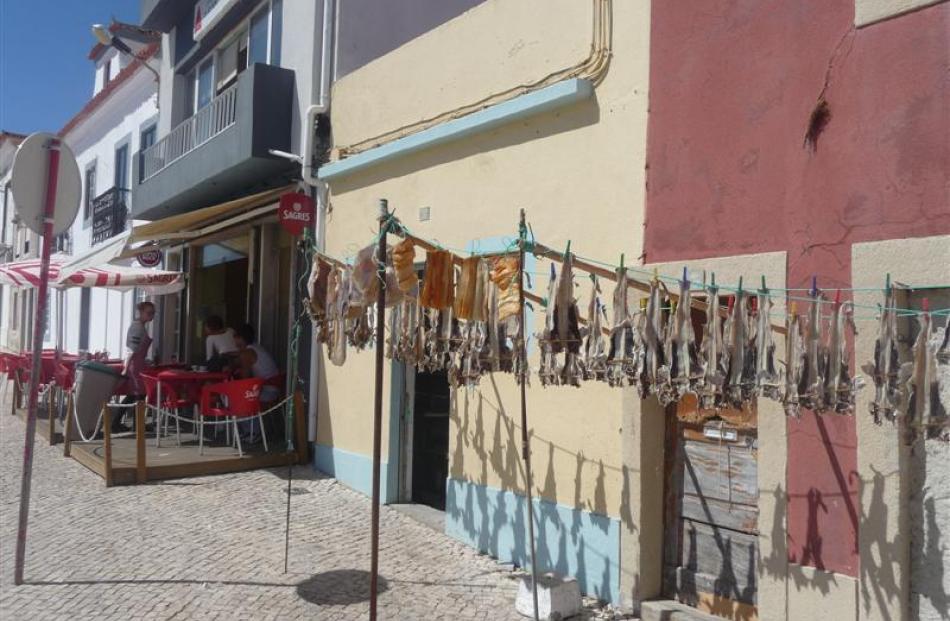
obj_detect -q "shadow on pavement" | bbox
[296,569,389,605]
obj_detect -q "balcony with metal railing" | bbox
[141,83,238,181]
[132,63,296,221]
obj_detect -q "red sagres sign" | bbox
[278,192,314,236]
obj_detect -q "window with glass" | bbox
[114,144,129,191]
[248,7,270,66]
[197,58,214,110]
[138,124,157,183]
[84,164,96,220]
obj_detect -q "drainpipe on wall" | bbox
[304,0,335,444]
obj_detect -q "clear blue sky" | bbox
[0,0,141,134]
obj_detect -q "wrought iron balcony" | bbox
[91,187,129,245]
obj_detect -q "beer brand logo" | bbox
[278,193,315,236]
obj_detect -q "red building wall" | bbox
[645,0,950,576]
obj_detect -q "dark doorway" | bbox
[410,370,450,510]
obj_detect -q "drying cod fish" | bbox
[306,256,332,327]
[900,312,943,442]
[326,267,348,366]
[392,238,418,294]
[755,292,782,401]
[799,292,827,412]
[551,255,584,386]
[783,308,805,417]
[641,281,671,403]
[934,323,950,440]
[582,276,608,381]
[351,244,379,305]
[823,297,859,413]
[491,256,521,322]
[722,291,756,408]
[485,268,514,374]
[668,277,703,399]
[538,264,559,386]
[697,284,725,409]
[861,292,901,424]
[420,250,455,310]
[605,268,642,388]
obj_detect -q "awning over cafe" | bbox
[59,184,297,279]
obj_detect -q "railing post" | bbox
[63,392,73,457]
[47,386,55,446]
[135,401,146,484]
[103,405,113,488]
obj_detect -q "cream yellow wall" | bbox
[852,234,950,621]
[320,0,651,520]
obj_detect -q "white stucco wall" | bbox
[61,66,159,358]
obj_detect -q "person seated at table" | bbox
[203,315,239,372]
[232,324,280,443]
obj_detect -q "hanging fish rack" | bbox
[306,210,950,442]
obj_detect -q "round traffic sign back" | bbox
[11,133,81,236]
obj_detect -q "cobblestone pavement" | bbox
[0,403,630,620]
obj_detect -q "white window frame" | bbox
[190,0,280,105]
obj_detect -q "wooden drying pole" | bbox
[518,209,541,621]
[369,199,389,621]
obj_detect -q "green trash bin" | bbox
[70,361,124,441]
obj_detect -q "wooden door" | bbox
[664,398,759,620]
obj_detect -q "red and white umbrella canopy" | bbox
[0,255,184,294]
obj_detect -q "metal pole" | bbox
[369,198,388,621]
[518,208,540,620]
[14,137,61,585]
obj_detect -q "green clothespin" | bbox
[710,272,717,289]
[564,240,571,258]
[885,273,891,295]
[619,253,625,276]
[737,276,744,293]
[760,275,768,294]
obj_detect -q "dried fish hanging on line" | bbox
[722,291,757,408]
[900,310,948,442]
[822,296,860,413]
[604,268,643,387]
[798,290,827,411]
[862,290,901,424]
[582,276,608,381]
[392,238,418,294]
[667,275,703,400]
[754,289,782,401]
[452,259,491,388]
[697,282,725,409]
[641,280,671,403]
[326,266,349,366]
[537,255,584,387]
[783,307,805,417]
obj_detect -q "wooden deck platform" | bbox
[7,382,309,486]
[69,434,296,486]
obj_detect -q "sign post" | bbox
[10,133,80,585]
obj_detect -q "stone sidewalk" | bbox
[0,405,628,620]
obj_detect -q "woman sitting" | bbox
[203,315,238,371]
[232,324,281,443]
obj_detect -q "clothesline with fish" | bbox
[304,212,949,442]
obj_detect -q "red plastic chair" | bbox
[198,378,265,456]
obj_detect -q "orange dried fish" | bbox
[453,257,481,320]
[491,256,521,321]
[420,250,455,309]
[392,238,417,293]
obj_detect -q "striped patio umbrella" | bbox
[0,255,184,294]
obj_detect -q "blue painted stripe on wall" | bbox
[318,78,594,181]
[314,443,395,502]
[445,477,621,604]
